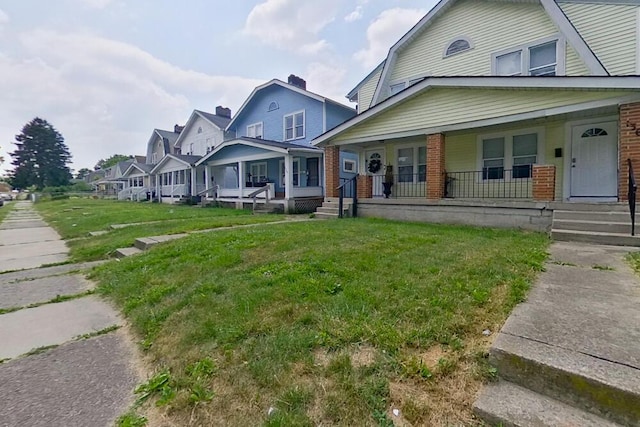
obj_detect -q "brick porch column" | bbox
[532,165,556,201]
[619,103,640,201]
[324,145,340,198]
[426,133,445,200]
[357,175,372,199]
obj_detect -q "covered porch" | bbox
[119,163,154,201]
[150,155,205,204]
[196,138,324,213]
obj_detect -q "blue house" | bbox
[196,75,356,212]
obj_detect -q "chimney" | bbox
[215,106,231,118]
[174,124,185,134]
[287,74,306,90]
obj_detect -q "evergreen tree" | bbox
[9,118,72,189]
[75,168,93,180]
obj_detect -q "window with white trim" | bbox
[343,159,356,173]
[152,153,158,164]
[389,77,425,96]
[284,111,305,140]
[397,146,427,183]
[279,159,301,187]
[247,122,263,139]
[249,162,267,184]
[494,38,561,76]
[480,131,540,180]
[444,38,472,57]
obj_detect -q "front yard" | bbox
[87,218,548,426]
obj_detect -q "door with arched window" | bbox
[570,122,617,198]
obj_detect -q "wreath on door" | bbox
[368,158,382,174]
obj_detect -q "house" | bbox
[94,159,134,198]
[120,162,154,201]
[150,108,232,203]
[313,0,640,234]
[196,75,357,213]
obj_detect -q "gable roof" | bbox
[347,60,386,102]
[146,128,180,160]
[123,162,153,177]
[226,79,354,131]
[150,154,203,174]
[173,110,231,149]
[195,136,321,166]
[315,75,640,146]
[369,0,608,106]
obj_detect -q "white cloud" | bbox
[354,8,425,68]
[0,30,262,173]
[344,6,364,23]
[243,0,341,55]
[0,9,9,26]
[305,61,350,106]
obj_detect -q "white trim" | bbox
[562,115,618,200]
[395,143,427,184]
[637,8,640,75]
[150,154,196,175]
[279,158,301,188]
[347,60,386,101]
[206,152,284,167]
[476,127,546,179]
[491,35,566,76]
[122,163,150,177]
[247,122,264,139]
[314,77,640,146]
[323,103,327,133]
[443,36,474,58]
[343,158,356,173]
[249,162,268,184]
[283,110,306,141]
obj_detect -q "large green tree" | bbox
[75,167,93,180]
[9,118,72,189]
[95,154,132,170]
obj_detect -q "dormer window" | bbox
[444,37,472,57]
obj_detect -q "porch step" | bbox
[134,234,187,251]
[253,203,282,214]
[316,207,350,216]
[553,219,632,234]
[487,333,640,426]
[551,229,640,246]
[549,202,629,213]
[314,212,340,220]
[113,247,143,258]
[314,199,352,219]
[474,380,622,427]
[553,210,635,222]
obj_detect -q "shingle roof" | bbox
[195,110,232,129]
[170,154,202,166]
[237,136,321,151]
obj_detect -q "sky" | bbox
[0,0,439,175]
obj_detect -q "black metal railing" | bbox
[371,173,427,198]
[337,175,358,218]
[628,159,637,236]
[444,169,532,199]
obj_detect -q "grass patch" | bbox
[24,344,59,356]
[91,218,548,425]
[116,411,148,427]
[75,325,121,340]
[34,198,287,262]
[0,201,16,223]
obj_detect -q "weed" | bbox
[550,260,577,267]
[592,264,615,271]
[116,411,147,427]
[75,325,120,340]
[135,371,176,406]
[24,345,59,357]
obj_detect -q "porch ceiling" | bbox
[327,86,640,146]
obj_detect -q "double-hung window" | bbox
[250,162,267,184]
[481,131,540,180]
[279,159,301,187]
[397,146,427,183]
[284,111,304,140]
[494,37,562,76]
[389,77,425,96]
[247,122,263,139]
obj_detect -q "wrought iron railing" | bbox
[628,159,637,236]
[444,169,532,199]
[371,173,427,198]
[338,175,358,218]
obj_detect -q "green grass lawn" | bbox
[0,200,15,223]
[91,218,549,426]
[34,198,285,261]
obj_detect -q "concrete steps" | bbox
[551,206,640,247]
[113,247,143,258]
[314,199,352,219]
[475,380,622,427]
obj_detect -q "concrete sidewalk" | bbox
[0,200,140,427]
[475,242,640,426]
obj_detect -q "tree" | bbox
[95,154,132,170]
[9,118,72,189]
[75,168,93,180]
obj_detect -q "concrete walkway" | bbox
[0,201,140,427]
[475,241,640,425]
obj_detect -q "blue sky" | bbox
[0,0,438,174]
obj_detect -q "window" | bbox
[188,143,194,155]
[279,159,301,187]
[284,111,305,140]
[397,146,427,183]
[582,128,608,138]
[268,101,279,112]
[247,122,263,139]
[444,38,472,57]
[197,127,203,134]
[152,153,158,164]
[480,131,541,180]
[249,162,267,184]
[389,76,426,96]
[494,38,562,76]
[343,159,356,173]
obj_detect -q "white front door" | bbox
[365,149,385,197]
[570,121,618,198]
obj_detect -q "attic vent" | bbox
[268,101,279,112]
[581,128,608,138]
[444,38,472,57]
[197,127,203,134]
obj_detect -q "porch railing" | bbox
[372,173,426,198]
[337,175,358,218]
[444,169,532,199]
[248,184,271,211]
[628,159,637,236]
